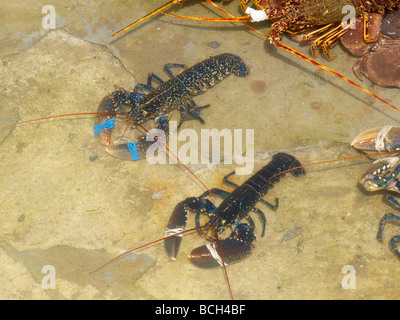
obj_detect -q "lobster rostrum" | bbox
[165,152,305,268]
[93,53,248,161]
[352,126,400,260]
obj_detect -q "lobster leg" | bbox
[185,100,209,124]
[144,64,185,88]
[377,213,400,260]
[385,194,400,209]
[177,100,210,128]
[163,63,187,77]
[200,187,230,199]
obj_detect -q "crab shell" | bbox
[340,13,383,57]
[353,40,400,88]
[381,9,400,40]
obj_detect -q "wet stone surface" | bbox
[0,1,400,299]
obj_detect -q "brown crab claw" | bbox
[188,239,255,269]
[93,95,118,146]
[351,126,400,152]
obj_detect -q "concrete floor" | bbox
[0,0,399,299]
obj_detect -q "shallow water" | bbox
[0,1,399,299]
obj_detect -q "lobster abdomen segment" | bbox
[212,153,305,224]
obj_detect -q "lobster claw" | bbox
[164,199,190,260]
[106,140,146,161]
[189,222,256,268]
[94,89,144,146]
[164,197,216,260]
[351,126,400,152]
[359,156,400,192]
[94,95,119,146]
[106,115,169,161]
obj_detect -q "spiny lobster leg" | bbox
[164,197,217,259]
[363,12,383,43]
[106,115,169,161]
[189,221,256,268]
[377,213,400,260]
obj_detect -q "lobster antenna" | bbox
[134,121,217,200]
[268,151,400,181]
[111,0,183,38]
[2,109,216,199]
[0,112,122,130]
[90,226,203,274]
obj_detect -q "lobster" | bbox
[89,152,304,300]
[93,53,248,161]
[164,152,305,267]
[352,126,400,260]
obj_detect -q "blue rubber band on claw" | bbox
[93,119,115,136]
[127,142,140,161]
